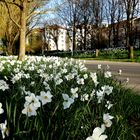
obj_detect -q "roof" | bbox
[46,25,67,30]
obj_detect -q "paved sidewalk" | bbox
[83,60,140,94]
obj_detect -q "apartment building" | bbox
[106,17,140,48]
[45,25,71,51]
[27,25,71,53]
[27,17,140,54]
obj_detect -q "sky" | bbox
[37,0,64,27]
[35,0,140,28]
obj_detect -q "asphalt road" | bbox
[83,60,140,94]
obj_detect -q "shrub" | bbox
[100,49,128,59]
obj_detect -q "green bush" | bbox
[100,49,128,59]
[44,50,95,58]
[0,56,139,140]
[73,51,95,58]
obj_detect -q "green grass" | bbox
[112,88,140,139]
[78,57,140,62]
[56,49,140,63]
[74,49,140,62]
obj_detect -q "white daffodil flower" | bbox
[90,72,99,87]
[96,90,104,103]
[83,74,88,79]
[80,94,89,101]
[0,64,4,72]
[71,87,78,99]
[62,68,67,74]
[55,78,63,85]
[104,71,112,78]
[71,87,78,94]
[106,65,110,69]
[22,93,41,117]
[14,67,20,73]
[22,103,38,117]
[23,73,30,79]
[62,94,74,109]
[4,76,8,80]
[86,124,107,140]
[77,78,84,85]
[90,89,95,98]
[103,113,114,127]
[98,64,102,69]
[0,80,9,91]
[49,64,53,69]
[101,85,113,95]
[28,65,35,71]
[105,101,113,110]
[37,91,53,105]
[37,69,44,74]
[78,62,87,71]
[0,120,9,139]
[126,77,129,83]
[11,72,23,84]
[118,69,122,75]
[0,103,4,114]
[65,74,74,81]
[25,93,41,108]
[24,90,32,96]
[30,81,35,86]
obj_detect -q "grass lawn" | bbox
[118,89,140,139]
[78,57,140,63]
[71,49,140,63]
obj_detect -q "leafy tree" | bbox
[0,0,52,60]
[122,0,139,59]
[57,0,83,55]
[45,24,60,52]
[105,0,125,48]
[0,3,20,55]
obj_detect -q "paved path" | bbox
[83,60,140,94]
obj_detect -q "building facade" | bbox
[45,25,71,51]
[27,17,140,54]
[27,25,72,53]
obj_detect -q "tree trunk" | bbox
[129,46,134,59]
[95,49,99,57]
[72,25,76,56]
[83,24,87,50]
[6,20,13,55]
[18,1,27,61]
[56,42,58,53]
[96,29,100,57]
[6,44,13,55]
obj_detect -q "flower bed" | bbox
[0,56,134,140]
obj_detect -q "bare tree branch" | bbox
[3,1,21,28]
[26,8,56,20]
[0,0,22,8]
